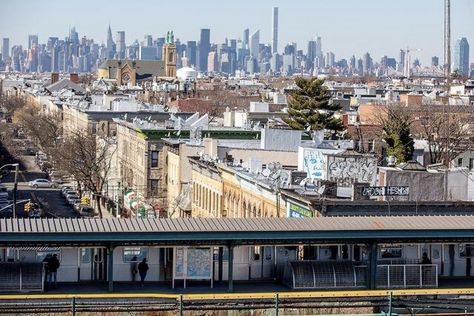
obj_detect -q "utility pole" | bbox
[13,164,19,218]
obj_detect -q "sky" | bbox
[1,0,473,66]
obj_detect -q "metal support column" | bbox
[107,245,114,292]
[218,247,223,283]
[368,242,378,290]
[228,244,234,292]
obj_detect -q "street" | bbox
[1,156,78,218]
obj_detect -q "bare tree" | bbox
[13,103,62,156]
[55,132,115,218]
[417,105,473,165]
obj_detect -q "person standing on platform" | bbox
[48,254,60,287]
[138,258,149,287]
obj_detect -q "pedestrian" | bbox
[130,256,138,282]
[48,254,60,287]
[421,252,432,264]
[42,254,51,289]
[138,258,149,287]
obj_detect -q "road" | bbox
[1,156,78,218]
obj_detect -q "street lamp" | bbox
[0,163,20,218]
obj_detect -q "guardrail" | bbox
[376,264,438,289]
[0,262,44,292]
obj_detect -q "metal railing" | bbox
[0,262,44,292]
[283,261,367,289]
[376,264,438,289]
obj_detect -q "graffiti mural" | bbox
[303,150,326,179]
[327,155,377,187]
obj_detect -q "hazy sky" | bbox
[1,0,473,65]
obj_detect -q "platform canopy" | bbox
[0,216,473,247]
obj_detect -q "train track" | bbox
[1,289,474,314]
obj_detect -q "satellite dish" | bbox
[280,171,289,183]
[317,185,326,195]
[268,162,275,171]
[262,169,271,177]
[242,162,249,169]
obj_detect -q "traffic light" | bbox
[81,196,90,205]
[24,201,33,213]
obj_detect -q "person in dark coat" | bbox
[421,252,432,264]
[48,254,60,287]
[138,258,149,287]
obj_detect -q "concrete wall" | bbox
[261,129,301,151]
[113,247,161,282]
[382,169,445,201]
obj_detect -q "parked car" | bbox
[63,189,77,197]
[67,197,80,206]
[29,179,57,189]
[78,206,95,217]
[61,186,73,196]
[64,191,79,200]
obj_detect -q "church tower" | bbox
[163,30,177,77]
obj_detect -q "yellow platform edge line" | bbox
[1,288,474,301]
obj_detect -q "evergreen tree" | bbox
[284,77,344,137]
[380,104,414,163]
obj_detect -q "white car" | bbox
[29,179,57,189]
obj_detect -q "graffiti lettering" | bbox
[362,186,410,197]
[327,156,377,187]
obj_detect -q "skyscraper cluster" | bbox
[0,6,471,78]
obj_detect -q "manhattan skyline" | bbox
[1,0,473,65]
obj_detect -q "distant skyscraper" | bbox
[115,31,126,59]
[243,28,249,49]
[186,41,197,68]
[106,25,115,59]
[363,52,373,75]
[250,30,260,60]
[272,7,278,54]
[453,37,470,76]
[431,56,439,67]
[315,37,322,57]
[28,35,38,50]
[398,49,406,72]
[198,28,210,72]
[144,35,153,47]
[2,38,9,62]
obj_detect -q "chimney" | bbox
[51,73,59,84]
[69,73,79,83]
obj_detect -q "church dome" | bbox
[177,67,197,81]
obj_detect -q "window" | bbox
[150,151,159,168]
[458,158,463,167]
[36,249,61,262]
[368,139,374,152]
[380,246,402,259]
[149,180,159,196]
[123,247,148,262]
[470,158,474,170]
[252,246,261,261]
[80,248,92,263]
[213,247,229,261]
[459,244,474,257]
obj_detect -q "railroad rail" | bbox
[1,288,474,314]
